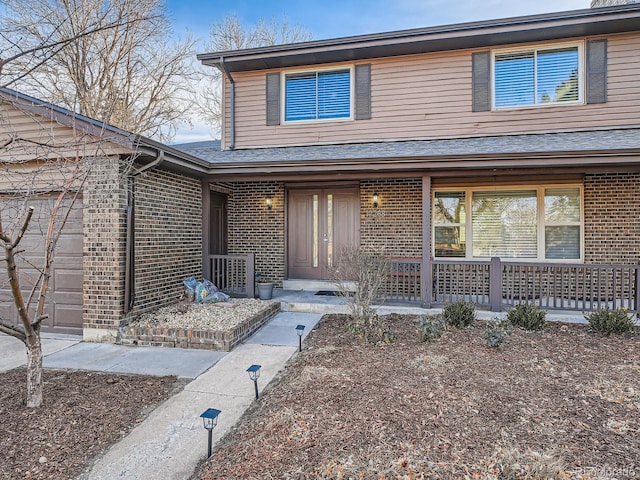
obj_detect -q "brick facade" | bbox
[227,182,285,286]
[83,159,202,341]
[83,156,126,339]
[222,179,422,285]
[132,168,202,314]
[360,179,423,258]
[584,172,640,264]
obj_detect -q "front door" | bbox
[288,188,359,279]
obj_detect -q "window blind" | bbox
[285,70,350,121]
[472,190,537,258]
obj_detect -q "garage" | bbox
[0,195,83,335]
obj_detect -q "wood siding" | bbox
[223,33,640,149]
[0,101,129,162]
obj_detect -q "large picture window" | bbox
[284,69,352,122]
[493,44,582,109]
[433,186,582,261]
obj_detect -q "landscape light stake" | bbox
[247,364,262,399]
[200,408,221,458]
[296,324,305,352]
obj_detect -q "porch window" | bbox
[284,68,352,122]
[433,186,582,261]
[433,192,466,257]
[494,43,582,109]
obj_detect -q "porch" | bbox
[204,253,640,315]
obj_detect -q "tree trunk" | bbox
[25,336,43,408]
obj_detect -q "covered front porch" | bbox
[186,129,640,316]
[202,251,640,314]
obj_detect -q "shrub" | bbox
[347,314,397,345]
[584,307,636,335]
[418,314,446,341]
[485,317,513,348]
[507,303,546,331]
[443,300,476,328]
[330,246,395,344]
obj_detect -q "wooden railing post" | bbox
[489,257,502,312]
[422,258,432,308]
[635,261,640,314]
[246,253,255,298]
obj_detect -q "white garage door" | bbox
[0,195,83,334]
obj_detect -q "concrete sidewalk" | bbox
[0,333,80,373]
[79,311,322,480]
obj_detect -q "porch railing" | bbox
[386,258,421,303]
[205,253,255,298]
[387,257,640,313]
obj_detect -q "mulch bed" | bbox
[0,368,184,480]
[194,314,640,479]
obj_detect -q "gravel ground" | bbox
[132,299,277,330]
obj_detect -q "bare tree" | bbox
[0,0,198,141]
[199,15,313,130]
[0,4,143,405]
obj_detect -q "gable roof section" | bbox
[198,4,640,72]
[0,88,211,177]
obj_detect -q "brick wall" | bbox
[228,182,285,286]
[360,179,423,257]
[83,156,126,334]
[133,168,202,314]
[584,172,640,264]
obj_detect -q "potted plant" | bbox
[255,273,275,300]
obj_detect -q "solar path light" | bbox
[296,324,305,352]
[247,364,262,399]
[200,408,221,458]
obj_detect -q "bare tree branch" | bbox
[1,0,198,141]
[199,15,313,131]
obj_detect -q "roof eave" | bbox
[198,5,640,72]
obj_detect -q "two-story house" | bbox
[186,3,640,312]
[5,3,640,342]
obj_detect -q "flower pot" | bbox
[257,282,275,300]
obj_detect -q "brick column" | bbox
[82,156,126,342]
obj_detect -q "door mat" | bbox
[315,290,353,296]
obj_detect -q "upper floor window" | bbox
[493,43,583,109]
[284,68,352,122]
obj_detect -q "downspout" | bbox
[219,57,235,150]
[124,150,165,314]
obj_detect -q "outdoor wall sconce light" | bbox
[247,364,262,399]
[200,408,221,458]
[295,324,305,352]
[372,192,379,208]
[265,196,273,210]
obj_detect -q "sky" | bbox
[166,0,591,143]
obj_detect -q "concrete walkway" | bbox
[78,311,322,480]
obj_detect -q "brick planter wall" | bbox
[118,301,280,351]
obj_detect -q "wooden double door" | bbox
[288,187,360,280]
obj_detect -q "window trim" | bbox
[491,41,585,111]
[280,65,355,124]
[432,185,584,262]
